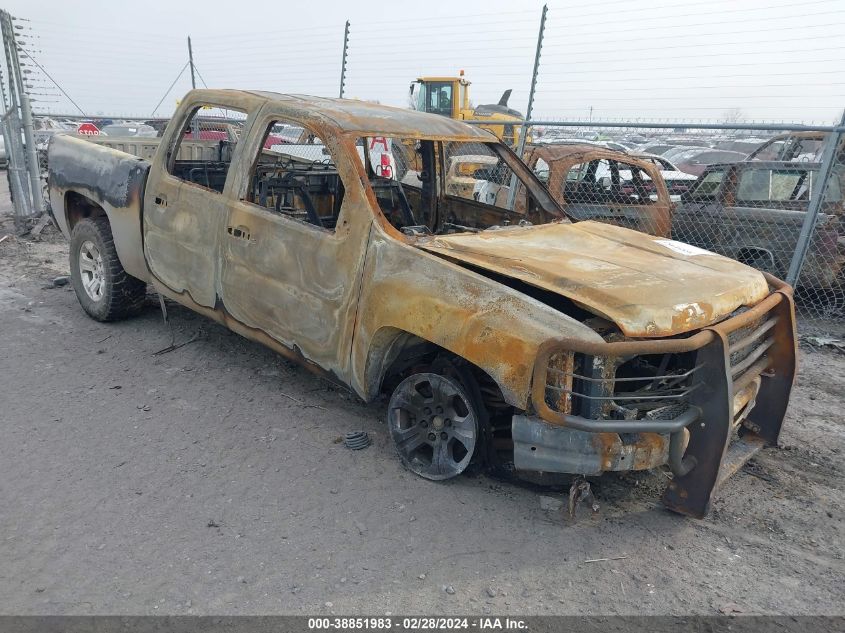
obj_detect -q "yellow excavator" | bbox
[408,72,525,147]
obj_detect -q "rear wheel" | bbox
[69,216,146,321]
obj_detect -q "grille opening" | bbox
[612,352,699,420]
[545,351,701,421]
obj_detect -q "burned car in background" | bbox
[520,144,674,236]
[748,131,827,162]
[48,89,797,518]
[673,161,845,291]
[672,148,748,177]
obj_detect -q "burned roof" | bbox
[527,143,657,169]
[241,90,496,140]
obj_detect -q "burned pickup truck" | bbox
[48,90,797,518]
[673,160,845,290]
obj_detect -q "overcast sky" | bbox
[5,0,844,123]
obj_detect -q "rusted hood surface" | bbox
[417,221,770,337]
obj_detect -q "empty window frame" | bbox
[243,120,344,231]
[168,105,247,193]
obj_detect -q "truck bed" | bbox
[75,134,230,162]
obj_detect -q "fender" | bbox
[48,134,152,282]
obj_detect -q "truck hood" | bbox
[417,221,770,337]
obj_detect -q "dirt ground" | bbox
[0,182,843,617]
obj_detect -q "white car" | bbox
[631,152,699,201]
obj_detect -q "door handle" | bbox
[227,225,253,241]
[154,194,167,207]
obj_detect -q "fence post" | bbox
[507,3,546,210]
[1,10,40,217]
[3,109,30,221]
[785,110,845,286]
[6,11,41,214]
[20,92,43,214]
[339,20,350,99]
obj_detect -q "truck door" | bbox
[143,99,252,308]
[219,116,372,379]
[671,167,730,252]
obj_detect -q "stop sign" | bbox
[77,122,101,136]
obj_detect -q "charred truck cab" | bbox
[48,90,797,518]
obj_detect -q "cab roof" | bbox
[227,90,493,140]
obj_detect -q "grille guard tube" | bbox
[541,404,702,435]
[669,426,699,477]
[531,329,715,431]
[530,273,792,432]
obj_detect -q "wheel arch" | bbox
[65,190,107,232]
[362,326,511,411]
[59,188,151,283]
[736,246,776,271]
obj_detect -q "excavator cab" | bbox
[409,73,525,147]
[409,76,470,119]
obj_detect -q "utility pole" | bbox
[507,3,547,210]
[187,36,196,89]
[339,21,350,98]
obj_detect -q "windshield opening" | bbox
[357,136,565,236]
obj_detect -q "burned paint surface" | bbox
[49,135,149,210]
[417,221,770,338]
[245,91,496,141]
[48,134,151,280]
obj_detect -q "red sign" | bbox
[77,122,101,136]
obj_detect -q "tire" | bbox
[69,216,146,321]
[387,356,488,481]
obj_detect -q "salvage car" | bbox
[521,144,674,236]
[747,131,826,162]
[632,152,699,200]
[48,89,797,518]
[673,161,845,290]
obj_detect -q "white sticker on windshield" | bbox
[654,239,713,257]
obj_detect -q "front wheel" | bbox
[387,372,480,480]
[69,216,146,321]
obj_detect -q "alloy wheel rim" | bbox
[388,372,478,480]
[79,240,105,301]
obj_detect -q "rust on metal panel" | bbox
[215,118,374,382]
[245,91,496,141]
[417,221,770,338]
[48,88,802,512]
[592,431,670,472]
[351,226,604,407]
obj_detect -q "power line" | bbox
[17,45,85,116]
[193,64,209,89]
[150,61,189,116]
[544,0,839,20]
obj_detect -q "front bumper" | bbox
[520,274,797,518]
